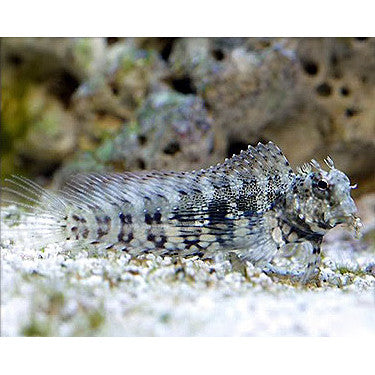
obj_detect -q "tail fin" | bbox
[1,176,68,248]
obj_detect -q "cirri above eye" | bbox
[317,179,328,190]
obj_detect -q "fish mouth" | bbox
[329,214,363,238]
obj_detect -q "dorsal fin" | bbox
[209,141,295,205]
[213,142,293,180]
[57,142,295,214]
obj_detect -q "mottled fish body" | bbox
[1,142,361,282]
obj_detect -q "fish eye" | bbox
[317,179,328,190]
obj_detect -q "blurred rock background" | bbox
[1,37,374,195]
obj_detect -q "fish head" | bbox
[293,158,362,237]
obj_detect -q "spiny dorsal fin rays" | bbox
[4,140,294,222]
[62,173,151,210]
[310,159,321,171]
[62,141,293,211]
[131,172,200,197]
[205,142,295,204]
[324,156,335,170]
[4,176,67,214]
[254,142,294,180]
[64,177,113,206]
[297,163,312,175]
[58,190,94,213]
[117,171,199,194]
[60,171,202,211]
[227,149,265,176]
[11,175,66,209]
[2,186,63,215]
[255,143,284,176]
[62,181,104,210]
[309,156,336,173]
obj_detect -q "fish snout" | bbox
[339,197,357,216]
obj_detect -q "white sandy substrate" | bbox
[1,234,374,336]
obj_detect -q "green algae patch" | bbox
[22,320,52,337]
[88,310,105,331]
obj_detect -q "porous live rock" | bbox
[2,37,375,192]
[1,74,77,178]
[55,90,216,185]
[109,91,215,171]
[168,38,375,187]
[1,38,169,180]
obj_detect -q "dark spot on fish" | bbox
[118,229,134,243]
[207,199,229,224]
[118,230,124,242]
[155,235,167,248]
[313,247,320,254]
[147,233,155,241]
[145,213,153,225]
[82,228,89,239]
[153,211,162,224]
[191,251,204,258]
[183,238,201,249]
[97,228,106,238]
[317,222,330,230]
[119,212,132,224]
